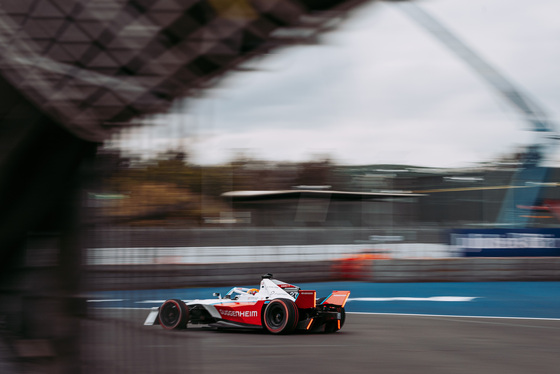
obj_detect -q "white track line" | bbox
[348,297,479,302]
[348,312,560,321]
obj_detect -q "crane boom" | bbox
[396,1,555,134]
[396,1,558,226]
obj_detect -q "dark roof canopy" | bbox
[0,0,372,141]
[223,189,424,202]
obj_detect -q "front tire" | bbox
[263,299,299,334]
[159,299,189,330]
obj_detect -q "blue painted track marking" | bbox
[88,281,560,319]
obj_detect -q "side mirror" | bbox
[213,292,221,299]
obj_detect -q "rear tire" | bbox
[263,299,299,334]
[159,299,189,330]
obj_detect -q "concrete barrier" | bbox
[86,257,560,290]
[86,261,336,291]
[365,257,560,282]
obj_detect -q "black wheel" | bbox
[325,307,345,333]
[159,299,189,330]
[263,299,299,334]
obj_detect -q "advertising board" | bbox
[451,228,560,257]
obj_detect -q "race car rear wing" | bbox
[320,291,350,308]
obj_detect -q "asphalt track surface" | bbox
[84,309,560,374]
[83,282,560,374]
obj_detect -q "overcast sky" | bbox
[111,0,560,168]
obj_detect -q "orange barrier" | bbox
[332,252,391,280]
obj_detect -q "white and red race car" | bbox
[144,274,350,334]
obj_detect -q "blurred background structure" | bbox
[1,0,559,373]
